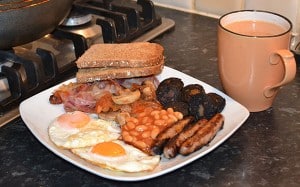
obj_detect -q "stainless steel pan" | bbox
[0,0,74,49]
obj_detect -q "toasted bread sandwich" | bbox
[75,42,165,83]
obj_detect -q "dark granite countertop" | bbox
[1,6,300,187]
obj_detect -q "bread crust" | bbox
[76,60,164,83]
[76,42,164,68]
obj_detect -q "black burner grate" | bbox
[73,0,162,43]
[0,30,87,114]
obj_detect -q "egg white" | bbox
[48,116,121,149]
[71,140,160,172]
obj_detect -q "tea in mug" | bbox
[225,20,286,37]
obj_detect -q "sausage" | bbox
[163,118,208,158]
[151,116,194,155]
[179,113,224,155]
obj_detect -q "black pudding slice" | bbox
[156,78,184,107]
[181,84,206,103]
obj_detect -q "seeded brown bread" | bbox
[76,42,164,68]
[76,60,164,83]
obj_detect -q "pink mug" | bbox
[218,10,296,112]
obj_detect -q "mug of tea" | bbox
[217,10,297,112]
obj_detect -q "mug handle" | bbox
[264,49,297,98]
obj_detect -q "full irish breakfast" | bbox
[48,42,226,173]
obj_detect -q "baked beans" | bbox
[121,107,183,154]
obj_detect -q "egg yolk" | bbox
[91,142,126,157]
[57,111,90,129]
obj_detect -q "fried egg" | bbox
[48,111,120,149]
[71,140,160,172]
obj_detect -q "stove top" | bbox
[0,0,175,127]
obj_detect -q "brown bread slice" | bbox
[76,61,164,83]
[76,42,164,68]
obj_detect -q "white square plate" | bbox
[20,66,249,181]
